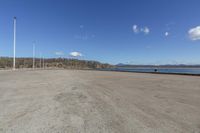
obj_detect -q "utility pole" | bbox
[43,56,45,69]
[33,43,35,69]
[40,53,42,69]
[13,17,16,70]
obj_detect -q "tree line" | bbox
[0,57,113,69]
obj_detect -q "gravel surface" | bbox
[0,69,200,133]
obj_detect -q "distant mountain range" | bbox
[116,63,200,68]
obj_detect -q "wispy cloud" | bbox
[165,22,175,30]
[69,51,82,57]
[188,26,200,41]
[74,25,95,40]
[80,25,84,29]
[164,22,175,38]
[132,25,150,35]
[74,34,88,40]
[145,45,151,49]
[55,51,64,56]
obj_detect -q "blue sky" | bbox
[0,0,200,65]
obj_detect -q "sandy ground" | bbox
[0,70,200,133]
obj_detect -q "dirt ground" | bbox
[0,69,200,133]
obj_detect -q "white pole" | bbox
[40,53,42,69]
[43,56,45,69]
[13,17,16,70]
[33,43,35,69]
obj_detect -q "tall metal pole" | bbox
[40,53,42,68]
[43,56,45,69]
[13,17,16,70]
[33,43,35,69]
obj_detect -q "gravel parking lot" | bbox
[0,69,200,133]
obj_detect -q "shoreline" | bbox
[95,69,200,76]
[1,67,200,76]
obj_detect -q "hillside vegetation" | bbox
[0,57,113,69]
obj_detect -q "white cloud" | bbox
[55,51,64,56]
[188,26,200,41]
[165,32,169,36]
[132,25,150,34]
[132,25,139,33]
[70,51,82,57]
[142,27,150,34]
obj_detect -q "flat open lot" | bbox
[0,70,200,133]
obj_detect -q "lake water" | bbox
[100,67,200,75]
